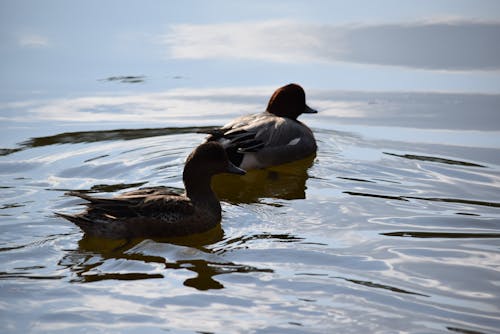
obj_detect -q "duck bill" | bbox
[303,104,318,114]
[226,162,246,175]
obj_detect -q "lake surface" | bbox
[1,2,500,333]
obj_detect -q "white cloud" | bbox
[162,20,344,63]
[19,34,49,48]
[162,19,500,71]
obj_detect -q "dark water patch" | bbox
[99,75,146,83]
[336,276,429,297]
[78,273,164,282]
[14,265,45,270]
[66,253,272,289]
[0,244,27,252]
[384,152,486,168]
[58,233,272,290]
[360,215,499,233]
[0,148,22,156]
[455,212,481,216]
[3,126,215,156]
[295,272,329,277]
[406,196,500,208]
[299,241,329,246]
[179,259,272,290]
[345,191,500,208]
[298,298,316,303]
[447,326,488,334]
[288,322,303,327]
[83,154,109,163]
[0,271,65,280]
[237,233,304,244]
[217,233,304,251]
[344,191,408,201]
[382,231,500,239]
[337,176,376,183]
[213,158,312,203]
[0,203,25,210]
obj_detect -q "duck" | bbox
[205,83,317,170]
[56,142,246,239]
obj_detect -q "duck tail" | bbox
[65,191,133,208]
[55,212,94,231]
[65,191,100,202]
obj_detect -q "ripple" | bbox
[382,231,500,239]
[2,127,215,157]
[99,75,146,84]
[1,94,500,333]
[334,276,430,297]
[344,191,500,208]
[384,152,486,168]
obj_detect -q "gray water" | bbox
[1,89,499,333]
[2,2,500,333]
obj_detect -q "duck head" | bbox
[183,142,246,188]
[266,83,317,120]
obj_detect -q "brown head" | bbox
[183,142,245,194]
[266,83,317,120]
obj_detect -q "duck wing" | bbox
[57,189,198,238]
[205,113,273,153]
[207,113,316,169]
[211,113,309,150]
[64,188,194,219]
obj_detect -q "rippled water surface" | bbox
[1,89,499,334]
[2,1,500,333]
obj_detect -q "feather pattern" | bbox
[56,142,245,239]
[206,84,317,169]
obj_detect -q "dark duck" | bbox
[56,142,245,239]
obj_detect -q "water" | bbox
[1,89,499,333]
[2,2,500,333]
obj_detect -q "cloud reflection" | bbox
[163,20,500,71]
[2,88,267,124]
[3,88,499,133]
[18,34,49,48]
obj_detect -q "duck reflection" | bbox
[59,226,271,290]
[212,154,315,203]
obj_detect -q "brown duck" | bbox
[205,83,318,170]
[56,142,245,239]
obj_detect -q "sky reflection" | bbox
[1,88,499,150]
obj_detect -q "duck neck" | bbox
[183,171,220,212]
[267,108,299,120]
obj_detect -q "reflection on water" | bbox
[212,155,315,203]
[1,126,215,156]
[382,231,500,238]
[383,152,486,168]
[334,276,429,297]
[61,228,274,290]
[345,191,500,208]
[99,75,146,84]
[1,96,500,333]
